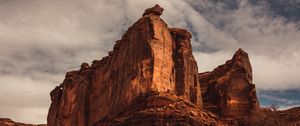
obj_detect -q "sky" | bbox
[0,0,299,124]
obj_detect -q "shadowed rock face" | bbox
[170,28,202,105]
[198,48,260,119]
[47,4,202,126]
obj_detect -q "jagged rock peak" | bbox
[80,63,90,70]
[232,48,250,62]
[231,48,253,81]
[236,48,246,54]
[198,48,259,119]
[143,4,164,16]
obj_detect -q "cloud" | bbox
[258,89,300,110]
[252,55,300,89]
[0,0,299,123]
[260,94,298,105]
[0,75,53,123]
[184,0,300,89]
[186,0,300,57]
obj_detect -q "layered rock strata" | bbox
[101,92,225,126]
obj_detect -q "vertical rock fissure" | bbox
[161,27,166,88]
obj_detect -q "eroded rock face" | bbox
[170,28,202,106]
[47,4,202,126]
[198,48,259,119]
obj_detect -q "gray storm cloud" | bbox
[0,0,299,124]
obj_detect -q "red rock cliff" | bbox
[198,49,259,119]
[47,5,202,126]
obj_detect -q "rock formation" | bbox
[198,48,260,119]
[47,4,203,126]
[46,4,266,126]
[0,118,46,126]
[2,3,300,126]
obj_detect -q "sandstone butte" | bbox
[2,4,299,126]
[46,4,260,126]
